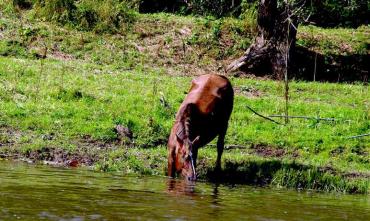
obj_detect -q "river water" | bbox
[0,161,369,221]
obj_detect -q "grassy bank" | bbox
[0,9,368,79]
[0,10,369,193]
[0,55,368,193]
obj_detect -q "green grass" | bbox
[1,57,368,151]
[0,11,368,77]
[0,10,369,193]
[0,55,368,193]
[297,25,369,55]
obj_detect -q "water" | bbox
[0,161,369,221]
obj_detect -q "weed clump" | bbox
[6,0,138,33]
[272,167,369,194]
[75,0,137,33]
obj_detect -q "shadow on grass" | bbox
[204,159,368,194]
[292,46,368,83]
[238,46,368,83]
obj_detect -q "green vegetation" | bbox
[0,2,369,193]
[1,0,138,33]
[297,25,369,56]
[138,0,368,27]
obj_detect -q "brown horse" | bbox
[167,74,234,180]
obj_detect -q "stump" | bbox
[227,0,298,78]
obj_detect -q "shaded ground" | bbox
[292,46,369,83]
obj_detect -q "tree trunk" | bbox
[227,0,298,78]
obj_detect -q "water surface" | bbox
[0,161,369,220]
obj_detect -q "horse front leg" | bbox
[192,146,199,175]
[167,146,176,177]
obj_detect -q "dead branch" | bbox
[348,133,370,139]
[268,115,349,122]
[225,144,249,150]
[246,105,283,125]
[206,144,249,150]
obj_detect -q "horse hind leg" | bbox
[216,127,226,171]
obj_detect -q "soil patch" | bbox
[234,86,262,98]
[49,50,74,61]
[0,126,110,167]
[344,172,370,179]
[0,126,23,146]
[249,144,300,158]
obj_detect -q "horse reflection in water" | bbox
[166,178,222,217]
[166,178,221,204]
[166,178,196,196]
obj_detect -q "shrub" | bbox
[16,0,138,33]
[137,0,368,27]
[138,0,242,17]
[76,0,137,33]
[239,0,369,28]
[249,0,368,28]
[187,0,243,18]
[12,0,33,9]
[239,0,258,31]
[297,0,369,27]
[138,0,187,13]
[33,0,76,24]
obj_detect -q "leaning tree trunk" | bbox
[227,0,298,79]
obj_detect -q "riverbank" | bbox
[0,10,369,193]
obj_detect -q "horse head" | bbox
[175,135,200,181]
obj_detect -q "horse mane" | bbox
[176,103,196,144]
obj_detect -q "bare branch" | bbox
[267,115,350,122]
[226,55,247,72]
[246,105,283,125]
[348,133,370,139]
[206,144,249,150]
